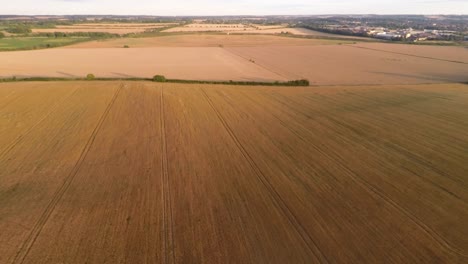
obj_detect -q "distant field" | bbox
[32,23,177,34]
[236,27,373,39]
[0,37,90,51]
[225,44,468,85]
[1,81,467,263]
[354,42,468,63]
[163,23,259,32]
[162,23,373,40]
[66,34,353,48]
[0,46,286,81]
[0,35,465,85]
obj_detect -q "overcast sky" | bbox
[2,0,467,15]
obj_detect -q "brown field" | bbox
[32,23,177,34]
[1,34,466,85]
[66,34,349,48]
[225,44,468,85]
[354,42,468,63]
[1,81,467,263]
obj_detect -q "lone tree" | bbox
[153,75,166,82]
[86,74,95,80]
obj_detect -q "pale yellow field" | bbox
[0,47,286,81]
[163,24,372,39]
[163,23,256,32]
[162,23,317,35]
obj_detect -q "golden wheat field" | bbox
[1,81,467,263]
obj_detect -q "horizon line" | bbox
[1,13,467,17]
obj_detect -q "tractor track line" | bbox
[200,88,329,263]
[160,86,175,264]
[12,84,123,264]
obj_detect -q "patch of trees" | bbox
[36,32,119,38]
[5,24,32,34]
[0,32,5,38]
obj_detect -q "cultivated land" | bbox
[66,34,352,48]
[162,23,263,32]
[0,34,466,85]
[0,37,90,51]
[161,24,369,39]
[32,23,178,34]
[0,46,286,81]
[1,81,467,263]
[225,43,468,85]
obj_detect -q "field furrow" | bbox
[0,83,117,264]
[163,85,317,263]
[1,81,467,263]
[19,83,165,264]
[204,85,467,263]
[160,87,175,264]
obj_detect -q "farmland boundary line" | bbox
[0,87,79,160]
[12,83,123,264]
[200,88,329,263]
[160,86,175,264]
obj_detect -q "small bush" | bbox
[153,75,166,82]
[123,45,129,48]
[86,74,95,80]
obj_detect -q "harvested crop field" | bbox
[162,24,372,39]
[66,34,350,48]
[1,35,465,85]
[1,81,467,263]
[162,23,258,32]
[353,42,468,63]
[225,44,468,85]
[0,47,286,81]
